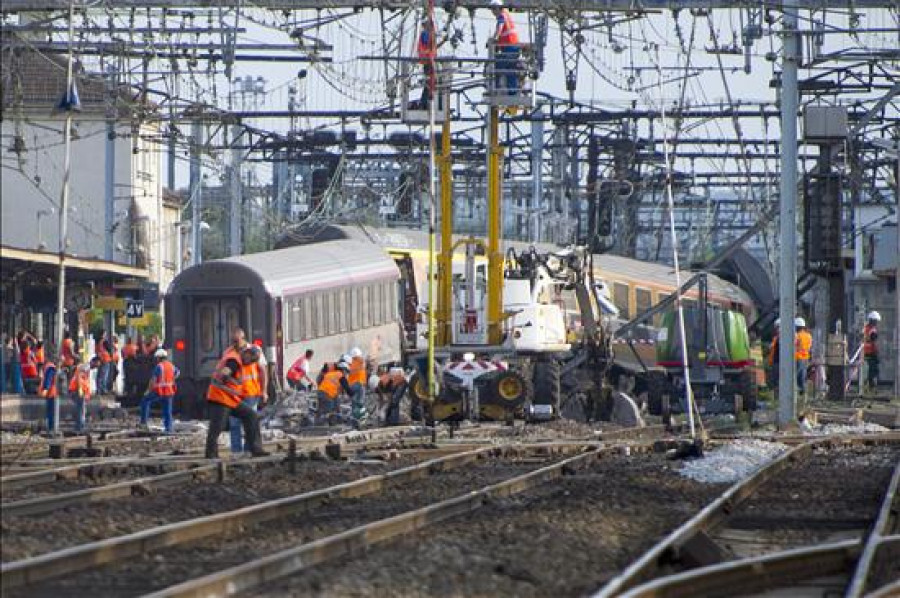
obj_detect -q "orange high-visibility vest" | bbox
[207,368,243,409]
[69,367,91,399]
[35,346,45,364]
[20,346,38,378]
[496,10,519,46]
[348,356,367,386]
[241,362,261,397]
[61,338,76,367]
[767,335,778,367]
[122,343,137,360]
[152,361,177,397]
[40,362,58,399]
[318,370,345,400]
[111,345,120,363]
[417,24,436,61]
[98,342,112,364]
[794,330,812,361]
[863,323,878,356]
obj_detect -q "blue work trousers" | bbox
[230,397,260,452]
[495,46,520,94]
[11,361,24,394]
[46,398,56,431]
[796,359,809,394]
[140,392,174,433]
[97,362,111,394]
[71,395,86,431]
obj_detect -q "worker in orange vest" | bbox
[68,355,92,432]
[34,341,46,376]
[415,13,444,110]
[347,348,369,423]
[139,349,179,433]
[17,331,38,381]
[229,344,266,453]
[95,331,113,395]
[204,347,269,459]
[286,349,315,391]
[39,356,59,431]
[863,311,881,393]
[489,0,520,95]
[373,367,408,426]
[794,317,813,397]
[317,360,353,425]
[61,331,76,369]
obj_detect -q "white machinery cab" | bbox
[504,270,570,353]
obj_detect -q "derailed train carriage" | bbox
[165,240,403,418]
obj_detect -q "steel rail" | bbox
[618,539,861,598]
[143,444,648,598]
[0,455,285,517]
[593,434,900,598]
[1,458,138,491]
[846,461,900,598]
[1,443,575,589]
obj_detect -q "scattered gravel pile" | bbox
[806,422,889,436]
[0,431,36,445]
[679,440,788,484]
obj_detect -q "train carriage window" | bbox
[362,286,371,328]
[303,295,312,339]
[653,293,666,327]
[324,293,333,335]
[613,282,631,319]
[372,284,382,327]
[350,288,359,331]
[329,292,338,335]
[290,300,302,342]
[199,305,215,352]
[635,288,652,320]
[225,305,241,338]
[337,289,347,333]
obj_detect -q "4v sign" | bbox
[125,299,145,319]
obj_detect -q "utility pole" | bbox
[54,0,77,435]
[530,108,543,243]
[229,122,242,256]
[190,119,203,265]
[777,0,800,427]
[104,66,116,262]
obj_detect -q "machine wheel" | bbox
[645,372,670,416]
[408,371,430,403]
[532,359,561,413]
[493,370,531,408]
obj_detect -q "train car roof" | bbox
[292,224,752,306]
[169,239,398,298]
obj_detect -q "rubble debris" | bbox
[678,439,788,484]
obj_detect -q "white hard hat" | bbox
[154,349,168,359]
[341,353,352,364]
[368,374,381,391]
[337,361,350,372]
[489,0,503,7]
[350,347,363,358]
[774,318,780,327]
[794,317,806,328]
[867,311,881,322]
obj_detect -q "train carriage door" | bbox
[194,297,244,379]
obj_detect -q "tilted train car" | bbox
[165,240,402,417]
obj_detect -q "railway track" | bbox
[596,433,900,598]
[1,441,600,596]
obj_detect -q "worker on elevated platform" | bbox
[416,13,438,110]
[489,0,520,96]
